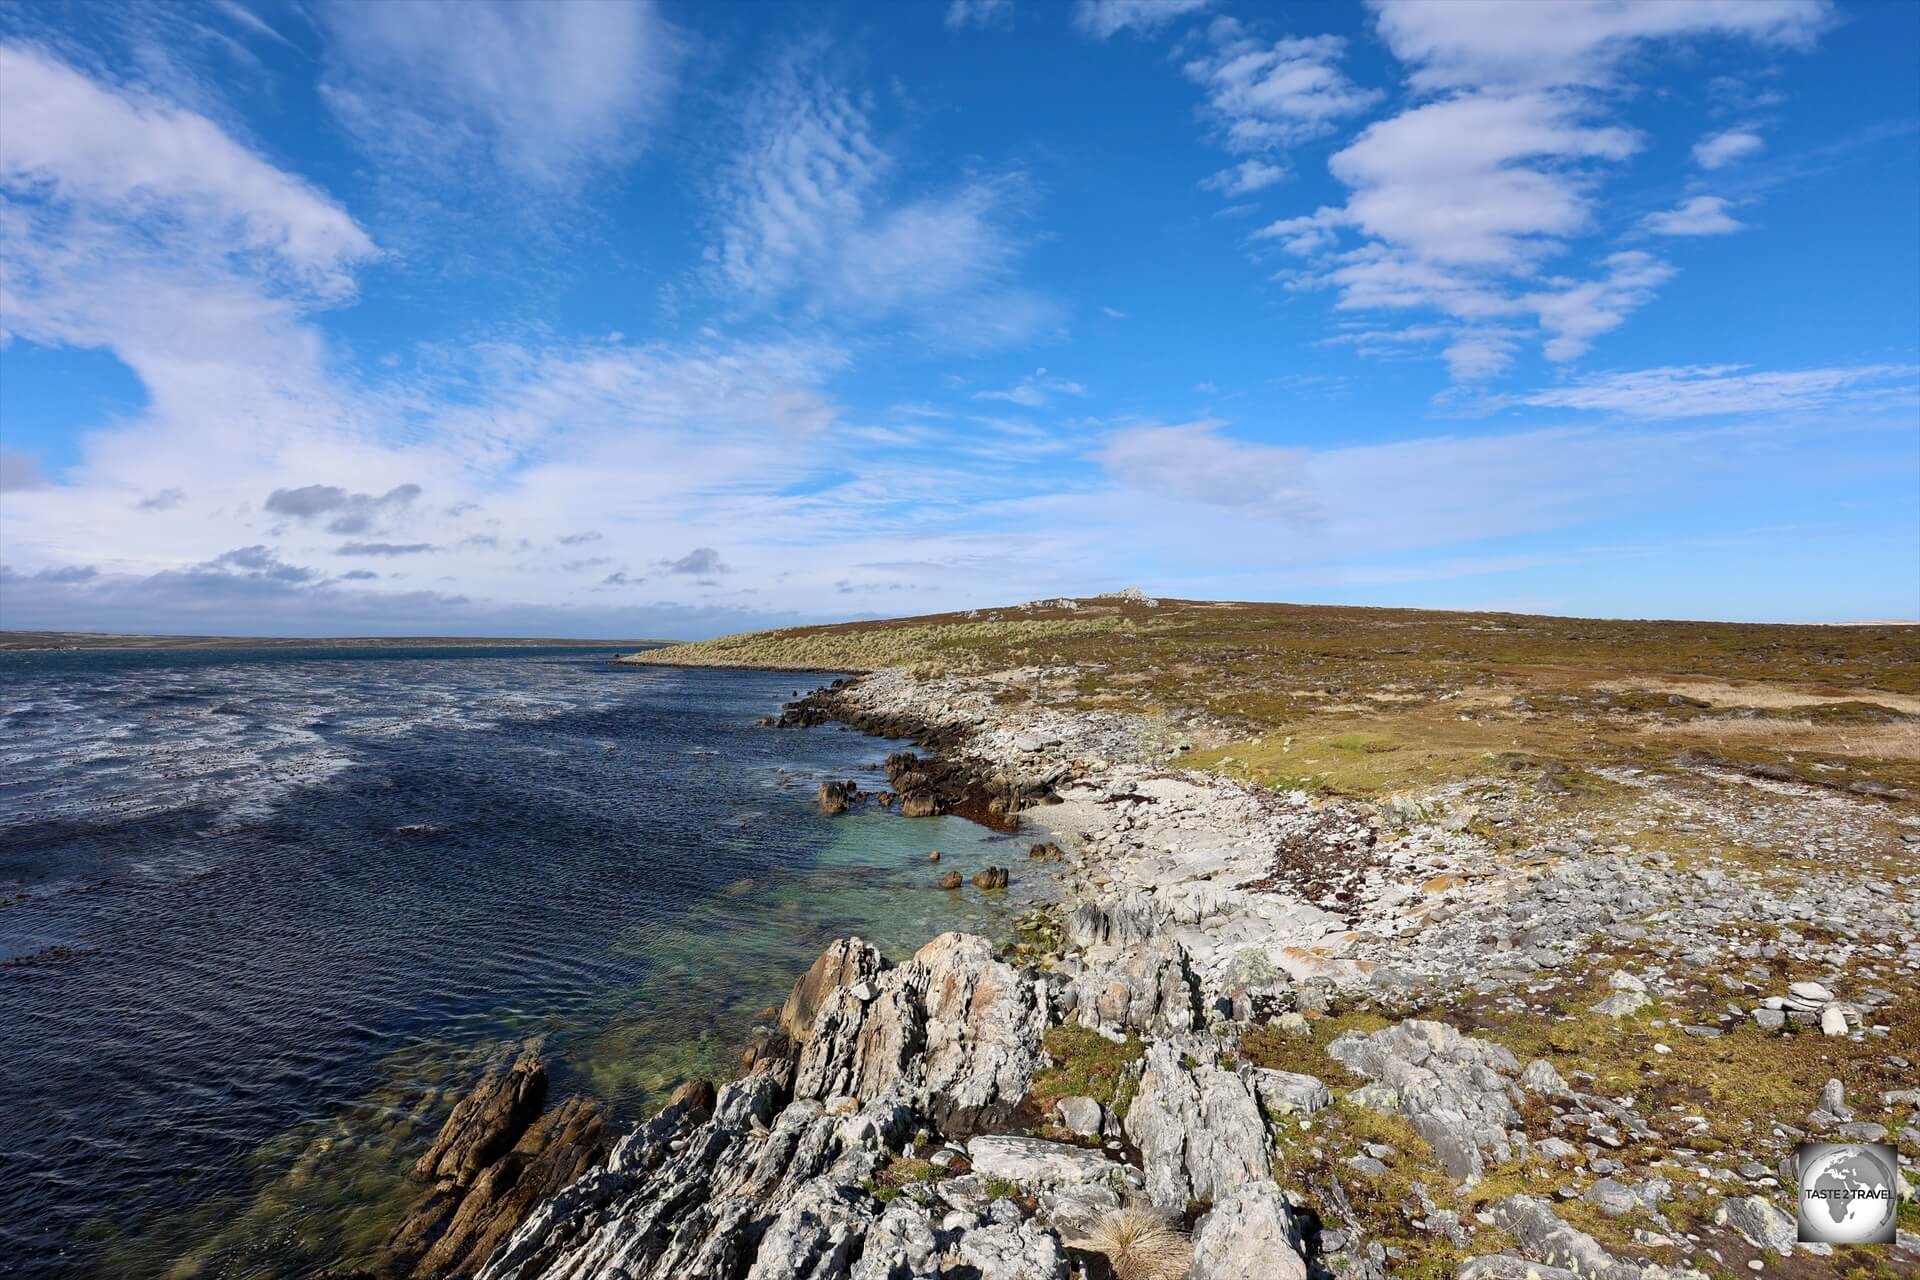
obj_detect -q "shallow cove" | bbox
[0,648,1056,1278]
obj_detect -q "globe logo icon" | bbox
[1797,1142,1899,1245]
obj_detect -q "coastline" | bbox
[360,662,1920,1280]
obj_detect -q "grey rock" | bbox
[964,1135,1113,1188]
[945,1218,1067,1280]
[1069,938,1199,1037]
[1714,1195,1797,1254]
[1123,1040,1271,1208]
[1591,990,1650,1018]
[1329,1019,1523,1184]
[1054,1096,1103,1138]
[1836,1121,1890,1142]
[1456,1254,1579,1280]
[1191,1184,1308,1280]
[1491,1195,1700,1280]
[849,1201,940,1280]
[1520,1059,1571,1097]
[1243,1066,1331,1116]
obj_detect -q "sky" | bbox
[0,0,1916,638]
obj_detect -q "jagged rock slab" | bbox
[1123,1040,1271,1209]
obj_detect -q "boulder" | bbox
[1457,1256,1580,1280]
[914,933,1047,1135]
[1243,1066,1330,1117]
[413,1048,548,1185]
[965,1135,1115,1187]
[408,1094,610,1277]
[972,866,1010,890]
[1714,1195,1797,1254]
[1055,1095,1103,1137]
[937,872,963,890]
[900,792,938,817]
[1491,1195,1702,1280]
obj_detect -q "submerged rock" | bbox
[817,780,860,816]
[386,1046,610,1279]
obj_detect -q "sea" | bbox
[0,645,1051,1278]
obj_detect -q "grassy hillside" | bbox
[628,595,1920,802]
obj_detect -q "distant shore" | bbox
[0,631,676,653]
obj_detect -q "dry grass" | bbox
[1063,1208,1192,1280]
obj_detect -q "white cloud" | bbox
[1249,1,1830,380]
[318,0,680,187]
[708,52,1054,349]
[946,0,1013,30]
[1488,362,1920,419]
[1641,195,1746,236]
[1,446,48,491]
[974,369,1088,407]
[1370,0,1829,92]
[1522,250,1674,361]
[1693,127,1765,169]
[1201,158,1288,196]
[1073,0,1210,40]
[1101,420,1318,513]
[1183,22,1381,154]
[1327,91,1638,268]
[1441,332,1521,381]
[0,44,374,296]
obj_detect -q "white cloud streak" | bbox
[1692,127,1765,169]
[0,43,374,296]
[1369,0,1829,92]
[1073,0,1210,41]
[1641,195,1746,236]
[318,0,681,187]
[1486,363,1920,419]
[707,50,1055,350]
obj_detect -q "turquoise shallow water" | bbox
[0,648,1054,1277]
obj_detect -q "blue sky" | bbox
[0,0,1915,637]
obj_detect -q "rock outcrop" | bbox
[1327,1019,1525,1184]
[1123,1041,1272,1208]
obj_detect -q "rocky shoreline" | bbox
[364,664,1920,1279]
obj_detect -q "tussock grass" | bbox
[1062,1208,1192,1280]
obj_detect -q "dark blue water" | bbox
[0,647,1047,1277]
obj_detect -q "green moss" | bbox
[1030,1025,1145,1119]
[865,1156,943,1204]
